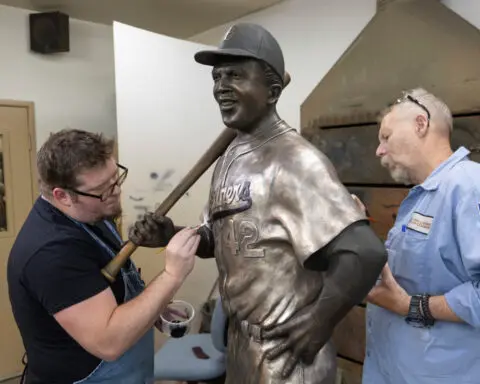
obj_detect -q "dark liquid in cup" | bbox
[170,320,187,338]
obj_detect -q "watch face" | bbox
[406,295,426,328]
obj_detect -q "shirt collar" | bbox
[419,146,470,191]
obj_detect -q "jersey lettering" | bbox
[237,220,264,258]
[222,218,265,258]
[210,180,252,221]
[223,218,239,255]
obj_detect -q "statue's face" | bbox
[212,59,270,132]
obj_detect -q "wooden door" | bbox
[0,101,37,381]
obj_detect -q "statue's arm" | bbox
[170,225,214,259]
[262,218,386,378]
[195,225,215,259]
[261,142,387,378]
[304,219,387,327]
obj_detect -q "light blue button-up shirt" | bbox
[363,147,480,384]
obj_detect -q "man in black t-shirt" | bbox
[7,129,201,384]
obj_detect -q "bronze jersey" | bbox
[204,120,366,383]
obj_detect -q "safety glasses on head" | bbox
[391,91,431,127]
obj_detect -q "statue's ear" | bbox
[267,84,282,105]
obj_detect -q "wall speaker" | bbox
[29,11,69,54]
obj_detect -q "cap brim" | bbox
[194,48,259,66]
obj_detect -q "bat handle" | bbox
[101,241,138,283]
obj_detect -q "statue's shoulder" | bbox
[275,128,337,176]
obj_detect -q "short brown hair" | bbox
[37,129,115,195]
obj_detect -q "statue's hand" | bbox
[262,302,333,379]
[128,212,176,248]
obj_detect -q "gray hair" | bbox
[397,88,453,134]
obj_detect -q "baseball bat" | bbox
[101,71,291,283]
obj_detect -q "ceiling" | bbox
[0,0,284,38]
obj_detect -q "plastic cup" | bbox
[160,300,195,338]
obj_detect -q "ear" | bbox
[267,84,282,105]
[52,187,73,207]
[415,114,429,137]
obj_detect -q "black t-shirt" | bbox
[7,197,128,384]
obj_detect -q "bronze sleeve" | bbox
[172,225,214,259]
[305,220,387,325]
[196,225,215,259]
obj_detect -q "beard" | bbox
[381,157,412,185]
[89,199,122,223]
[104,201,122,221]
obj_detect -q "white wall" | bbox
[113,21,220,318]
[0,5,116,148]
[190,0,480,130]
[442,0,480,29]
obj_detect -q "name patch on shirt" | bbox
[407,212,433,235]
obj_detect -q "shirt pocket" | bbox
[404,225,430,241]
[390,233,429,293]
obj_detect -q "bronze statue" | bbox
[130,23,387,384]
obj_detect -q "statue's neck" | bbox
[236,112,282,140]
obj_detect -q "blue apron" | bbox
[72,220,155,384]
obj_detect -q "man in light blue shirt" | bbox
[360,88,480,384]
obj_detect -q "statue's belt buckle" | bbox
[240,320,262,342]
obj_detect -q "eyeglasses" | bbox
[69,163,128,202]
[391,92,431,127]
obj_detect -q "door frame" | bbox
[0,100,38,201]
[0,100,37,381]
[0,101,124,235]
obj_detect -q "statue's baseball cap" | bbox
[194,23,285,84]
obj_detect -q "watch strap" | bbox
[420,294,435,327]
[405,295,424,327]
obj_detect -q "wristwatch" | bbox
[405,294,435,328]
[405,295,425,328]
